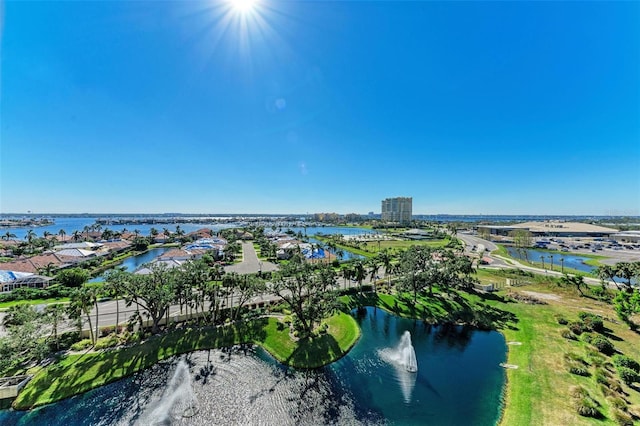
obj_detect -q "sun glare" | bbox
[229,0,258,13]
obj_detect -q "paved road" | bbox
[456,232,621,287]
[456,232,509,267]
[224,242,279,274]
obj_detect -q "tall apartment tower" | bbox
[381,197,412,225]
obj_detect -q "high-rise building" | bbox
[381,197,412,224]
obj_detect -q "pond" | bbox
[0,308,506,425]
[505,246,595,273]
[89,247,171,282]
[307,237,363,261]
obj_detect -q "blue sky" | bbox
[1,0,639,215]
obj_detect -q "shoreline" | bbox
[11,312,361,410]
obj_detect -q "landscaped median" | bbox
[13,312,360,410]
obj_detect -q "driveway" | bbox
[224,241,279,275]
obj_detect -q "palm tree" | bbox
[58,228,66,242]
[342,266,352,291]
[104,269,125,333]
[540,255,545,270]
[175,225,185,238]
[25,229,36,246]
[83,225,91,241]
[353,260,366,293]
[72,230,81,242]
[367,258,380,293]
[39,262,57,276]
[70,287,95,343]
[45,303,65,351]
[378,249,393,288]
[548,255,554,271]
[101,228,114,241]
[560,257,565,273]
[2,231,16,241]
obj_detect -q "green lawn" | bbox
[0,298,69,310]
[481,280,640,425]
[14,313,360,409]
[362,239,448,252]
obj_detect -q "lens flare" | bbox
[228,0,258,13]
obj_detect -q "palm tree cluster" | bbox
[395,246,476,303]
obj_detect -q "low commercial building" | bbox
[477,221,618,238]
[611,231,640,243]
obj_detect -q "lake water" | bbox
[89,247,171,282]
[505,246,595,273]
[0,308,506,425]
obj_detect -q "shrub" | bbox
[560,330,576,340]
[591,335,614,355]
[578,312,604,333]
[612,355,640,373]
[606,396,627,410]
[120,330,142,345]
[607,378,624,393]
[599,384,615,397]
[580,332,594,344]
[100,326,116,337]
[568,321,586,336]
[594,370,610,386]
[94,335,119,350]
[568,364,590,377]
[569,385,588,398]
[590,285,609,300]
[564,352,586,363]
[617,367,640,385]
[586,350,605,367]
[612,409,634,426]
[555,315,568,325]
[70,339,93,351]
[574,397,601,418]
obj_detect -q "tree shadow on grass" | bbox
[285,334,343,369]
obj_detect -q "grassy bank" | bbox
[483,281,640,425]
[14,313,360,410]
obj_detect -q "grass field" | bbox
[481,278,640,425]
[361,239,449,252]
[0,298,69,310]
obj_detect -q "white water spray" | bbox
[138,359,198,425]
[378,331,418,403]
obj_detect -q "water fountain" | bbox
[379,331,418,373]
[378,331,418,403]
[138,359,198,425]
